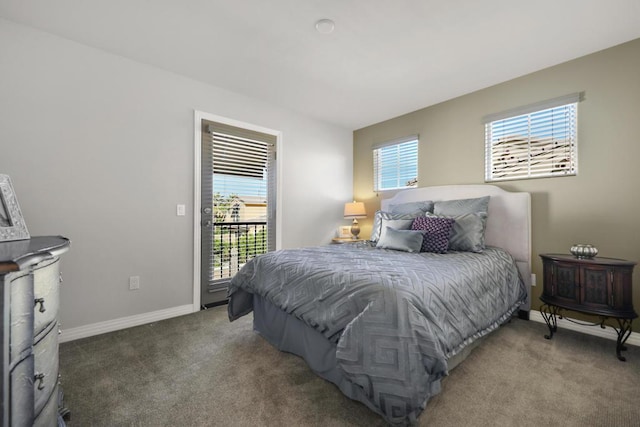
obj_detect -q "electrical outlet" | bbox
[531,273,537,287]
[176,204,186,216]
[129,276,140,290]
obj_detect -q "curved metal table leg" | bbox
[613,318,633,362]
[540,304,559,339]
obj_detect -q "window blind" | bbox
[373,136,418,191]
[485,102,578,182]
[206,123,275,203]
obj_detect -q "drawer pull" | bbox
[34,373,46,390]
[34,297,46,313]
[59,272,64,284]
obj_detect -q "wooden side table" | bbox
[539,253,637,361]
[331,237,365,244]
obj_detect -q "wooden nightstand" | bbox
[331,237,365,244]
[539,253,637,361]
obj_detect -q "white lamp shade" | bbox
[344,201,367,219]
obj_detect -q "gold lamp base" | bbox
[350,218,360,239]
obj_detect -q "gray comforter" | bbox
[228,244,526,425]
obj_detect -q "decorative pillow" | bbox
[425,212,488,253]
[379,217,414,235]
[411,216,455,253]
[376,226,424,253]
[388,200,434,216]
[433,196,490,216]
[369,210,423,242]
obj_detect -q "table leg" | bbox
[613,318,633,362]
[540,304,559,339]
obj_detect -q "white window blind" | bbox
[484,99,578,182]
[373,136,418,191]
[202,120,276,254]
[209,127,271,207]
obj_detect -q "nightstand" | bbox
[331,237,365,244]
[539,253,637,361]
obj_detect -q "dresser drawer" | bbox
[33,323,60,416]
[33,384,60,427]
[9,271,34,364]
[33,257,60,337]
[10,355,34,427]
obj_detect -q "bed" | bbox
[228,185,531,425]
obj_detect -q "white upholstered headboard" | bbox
[381,185,532,312]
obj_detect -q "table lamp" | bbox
[343,201,367,239]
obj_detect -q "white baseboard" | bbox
[60,304,194,343]
[59,304,639,347]
[529,311,640,347]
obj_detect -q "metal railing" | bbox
[210,221,267,281]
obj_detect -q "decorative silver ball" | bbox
[570,244,598,259]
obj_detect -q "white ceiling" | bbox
[2,0,640,130]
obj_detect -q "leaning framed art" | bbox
[0,174,30,242]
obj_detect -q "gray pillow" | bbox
[379,217,414,233]
[425,212,488,253]
[433,196,490,216]
[389,200,434,216]
[369,210,422,242]
[376,227,424,253]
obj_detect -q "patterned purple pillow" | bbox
[411,216,455,253]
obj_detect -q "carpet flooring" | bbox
[59,305,640,426]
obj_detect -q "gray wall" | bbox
[354,38,640,315]
[0,19,353,330]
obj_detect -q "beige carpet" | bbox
[59,305,640,426]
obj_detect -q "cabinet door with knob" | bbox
[580,264,612,312]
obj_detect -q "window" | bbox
[484,93,581,182]
[373,135,418,191]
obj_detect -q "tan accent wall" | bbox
[354,38,640,315]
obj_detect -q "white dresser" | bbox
[1,236,70,427]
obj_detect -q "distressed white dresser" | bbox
[1,236,70,427]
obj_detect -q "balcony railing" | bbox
[210,221,267,281]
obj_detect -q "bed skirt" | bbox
[252,294,393,417]
[251,294,484,422]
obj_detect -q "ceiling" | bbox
[2,0,640,130]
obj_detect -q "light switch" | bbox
[177,204,186,216]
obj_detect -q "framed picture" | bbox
[339,225,352,238]
[0,174,30,242]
